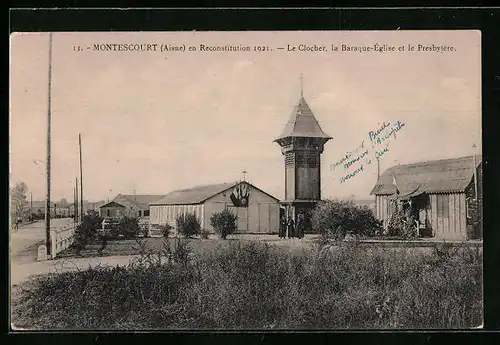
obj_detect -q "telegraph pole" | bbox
[45,32,53,256]
[75,177,79,223]
[30,192,33,221]
[79,134,83,221]
[73,183,76,225]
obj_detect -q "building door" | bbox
[238,207,248,232]
[227,206,248,232]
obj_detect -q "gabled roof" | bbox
[99,201,126,209]
[114,194,166,208]
[274,96,332,141]
[151,181,279,205]
[371,155,482,196]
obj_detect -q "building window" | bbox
[106,209,110,217]
[144,210,150,216]
[437,195,449,218]
[138,210,142,217]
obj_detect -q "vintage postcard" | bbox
[9,30,483,330]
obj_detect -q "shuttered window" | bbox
[437,195,449,218]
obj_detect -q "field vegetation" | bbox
[12,239,482,330]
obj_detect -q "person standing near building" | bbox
[279,216,287,238]
[14,216,21,232]
[287,217,295,238]
[296,213,304,239]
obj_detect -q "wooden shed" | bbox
[371,155,482,241]
[112,194,166,217]
[99,201,126,218]
[149,181,280,234]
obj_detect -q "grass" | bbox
[11,239,483,330]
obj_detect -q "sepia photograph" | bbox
[9,30,483,330]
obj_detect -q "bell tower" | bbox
[274,75,332,235]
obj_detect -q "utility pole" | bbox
[75,177,79,223]
[73,183,76,225]
[376,156,380,179]
[79,133,83,221]
[30,192,33,221]
[45,32,53,256]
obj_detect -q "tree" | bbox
[58,198,69,207]
[210,209,238,239]
[11,182,28,221]
[73,213,103,255]
[117,216,141,239]
[176,213,201,238]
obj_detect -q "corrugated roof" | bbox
[151,182,239,205]
[274,97,332,141]
[114,194,166,208]
[151,181,280,206]
[371,155,482,195]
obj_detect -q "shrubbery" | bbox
[311,199,382,240]
[73,214,103,254]
[115,216,141,239]
[176,213,201,238]
[73,215,144,255]
[210,209,238,239]
[13,241,483,330]
[386,208,418,239]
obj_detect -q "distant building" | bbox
[99,201,126,218]
[371,156,482,240]
[23,201,70,220]
[112,194,166,218]
[150,181,280,234]
[68,201,101,217]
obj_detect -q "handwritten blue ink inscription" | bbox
[331,120,406,184]
[340,164,364,184]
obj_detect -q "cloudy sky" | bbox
[10,30,481,202]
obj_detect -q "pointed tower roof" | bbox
[274,96,332,142]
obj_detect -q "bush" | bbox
[176,213,201,238]
[210,209,238,239]
[387,207,418,239]
[73,214,103,254]
[311,199,382,240]
[115,216,141,239]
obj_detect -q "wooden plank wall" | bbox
[430,193,467,240]
[375,195,390,228]
[431,194,438,233]
[150,204,204,229]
